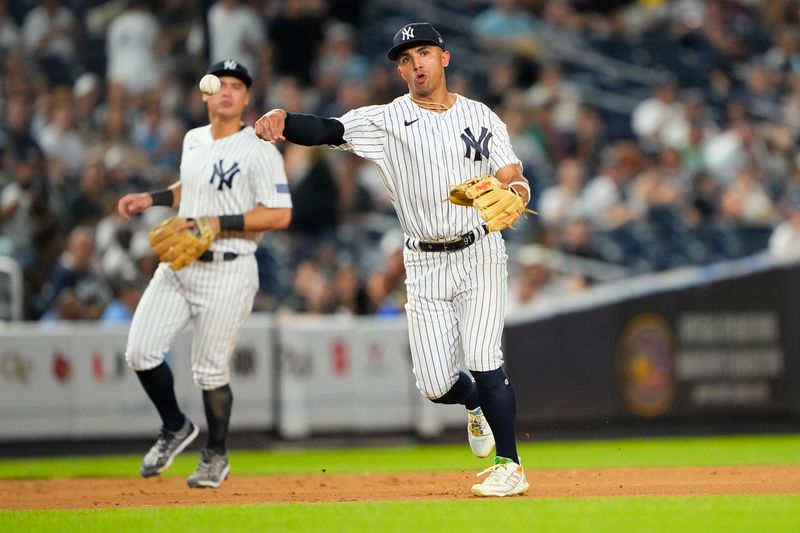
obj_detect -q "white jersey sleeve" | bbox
[247,141,292,209]
[487,108,522,173]
[337,105,387,163]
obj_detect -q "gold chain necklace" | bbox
[409,93,456,111]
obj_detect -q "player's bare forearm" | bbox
[169,182,182,207]
[256,110,345,146]
[117,193,153,220]
[212,205,291,234]
[494,164,530,205]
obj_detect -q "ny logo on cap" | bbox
[223,59,238,71]
[401,26,414,40]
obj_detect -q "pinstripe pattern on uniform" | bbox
[339,93,521,399]
[126,123,289,389]
[126,257,258,390]
[179,125,292,254]
[404,233,507,397]
[339,95,521,242]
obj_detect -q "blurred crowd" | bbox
[3,0,800,321]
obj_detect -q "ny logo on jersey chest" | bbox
[461,126,492,162]
[210,159,240,191]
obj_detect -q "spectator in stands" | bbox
[558,217,604,264]
[206,0,265,83]
[334,262,369,315]
[157,0,200,70]
[506,246,581,315]
[100,278,144,325]
[703,118,760,185]
[581,145,647,231]
[763,25,800,75]
[660,91,718,150]
[569,105,607,175]
[21,0,78,86]
[499,100,545,188]
[283,144,339,238]
[63,160,112,228]
[2,95,42,162]
[36,90,86,178]
[720,166,778,226]
[631,77,682,148]
[538,157,586,229]
[473,0,540,58]
[105,1,162,97]
[72,73,103,134]
[313,22,369,104]
[525,62,582,134]
[268,0,325,86]
[37,225,109,319]
[769,197,800,259]
[633,147,688,215]
[0,144,50,267]
[0,0,19,53]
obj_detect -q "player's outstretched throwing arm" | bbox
[255,109,345,147]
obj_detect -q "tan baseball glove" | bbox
[148,216,216,270]
[448,176,536,232]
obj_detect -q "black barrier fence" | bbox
[504,260,800,427]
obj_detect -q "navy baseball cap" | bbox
[207,59,252,87]
[387,22,446,60]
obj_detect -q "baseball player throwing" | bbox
[117,60,292,488]
[255,22,531,497]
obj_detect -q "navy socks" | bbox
[472,367,519,464]
[136,362,185,432]
[432,371,480,410]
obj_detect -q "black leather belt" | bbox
[197,251,239,262]
[411,226,486,252]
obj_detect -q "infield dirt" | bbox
[2,465,799,510]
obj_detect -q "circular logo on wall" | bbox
[232,346,255,377]
[617,314,676,418]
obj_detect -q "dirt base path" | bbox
[2,465,799,510]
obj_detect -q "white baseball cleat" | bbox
[471,459,530,497]
[467,406,495,458]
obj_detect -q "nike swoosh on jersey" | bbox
[404,118,419,126]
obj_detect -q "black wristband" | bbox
[219,214,245,232]
[149,189,174,207]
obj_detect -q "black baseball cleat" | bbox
[140,418,199,478]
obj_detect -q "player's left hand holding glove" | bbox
[148,216,216,270]
[448,176,537,232]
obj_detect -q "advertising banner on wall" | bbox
[505,261,800,425]
[277,315,415,438]
[0,316,276,440]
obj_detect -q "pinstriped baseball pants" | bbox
[125,257,258,390]
[404,232,507,399]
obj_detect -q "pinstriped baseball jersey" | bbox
[125,123,290,389]
[179,124,292,254]
[338,94,521,242]
[336,94,522,397]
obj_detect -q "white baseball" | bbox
[199,74,221,95]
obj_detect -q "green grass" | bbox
[3,496,799,533]
[0,433,798,480]
[2,434,799,532]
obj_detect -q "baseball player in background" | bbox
[255,22,531,497]
[117,60,292,488]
